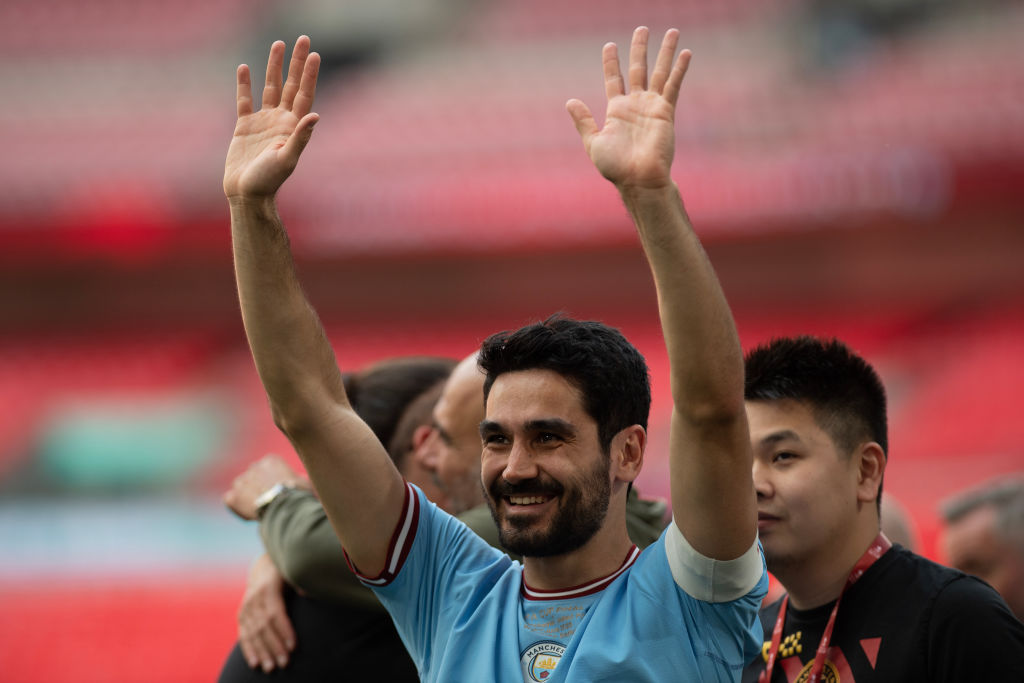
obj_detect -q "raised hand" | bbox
[567,27,690,191]
[223,36,321,200]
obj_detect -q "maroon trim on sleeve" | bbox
[343,481,420,587]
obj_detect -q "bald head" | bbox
[422,353,488,513]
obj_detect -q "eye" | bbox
[772,451,797,464]
[483,433,509,446]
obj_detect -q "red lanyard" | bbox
[760,533,892,683]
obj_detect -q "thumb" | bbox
[281,112,319,163]
[566,99,598,146]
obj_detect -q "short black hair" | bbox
[478,315,650,451]
[744,336,888,457]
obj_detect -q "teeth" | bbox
[509,496,548,505]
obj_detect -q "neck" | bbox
[775,520,881,610]
[522,507,632,590]
[523,538,633,591]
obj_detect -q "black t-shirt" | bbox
[217,587,419,683]
[742,545,1024,682]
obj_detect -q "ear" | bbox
[408,425,438,470]
[854,441,886,505]
[610,425,646,484]
[411,424,433,452]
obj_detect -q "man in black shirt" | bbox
[741,336,1024,682]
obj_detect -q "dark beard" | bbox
[484,462,610,558]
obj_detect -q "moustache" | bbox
[490,477,563,499]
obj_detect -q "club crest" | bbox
[520,640,565,681]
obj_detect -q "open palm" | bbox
[568,28,690,191]
[223,36,320,200]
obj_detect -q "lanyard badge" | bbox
[760,533,892,683]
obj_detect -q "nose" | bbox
[501,442,538,484]
[752,458,772,500]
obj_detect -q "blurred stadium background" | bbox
[0,0,1022,680]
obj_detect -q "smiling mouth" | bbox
[507,495,552,506]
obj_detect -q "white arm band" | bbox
[664,519,764,603]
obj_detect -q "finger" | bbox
[260,621,291,669]
[662,49,692,108]
[602,42,624,101]
[566,99,599,146]
[272,613,297,655]
[628,26,649,93]
[291,51,320,119]
[244,624,277,673]
[649,28,680,95]
[238,635,260,670]
[236,65,253,118]
[280,112,320,164]
[280,35,310,110]
[262,40,286,109]
[264,587,296,657]
[240,618,273,670]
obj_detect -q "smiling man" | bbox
[475,320,649,565]
[225,27,766,681]
[740,337,1024,682]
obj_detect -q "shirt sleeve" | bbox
[664,518,766,603]
[354,484,513,673]
[926,574,1024,681]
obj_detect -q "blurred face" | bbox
[418,357,488,513]
[748,399,862,573]
[942,505,1024,620]
[479,369,611,558]
[396,428,454,514]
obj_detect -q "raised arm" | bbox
[224,36,406,576]
[567,27,756,560]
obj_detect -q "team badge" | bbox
[520,640,565,681]
[794,659,839,683]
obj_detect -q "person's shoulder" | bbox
[625,490,669,549]
[883,547,1013,619]
[907,552,1024,669]
[877,545,962,587]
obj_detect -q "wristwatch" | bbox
[253,482,292,518]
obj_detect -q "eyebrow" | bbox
[478,420,504,439]
[758,430,802,447]
[525,418,576,437]
[478,418,577,439]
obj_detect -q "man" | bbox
[940,475,1024,621]
[221,353,668,678]
[741,336,1024,682]
[224,27,766,681]
[418,353,490,515]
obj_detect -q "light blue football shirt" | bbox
[351,483,767,682]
